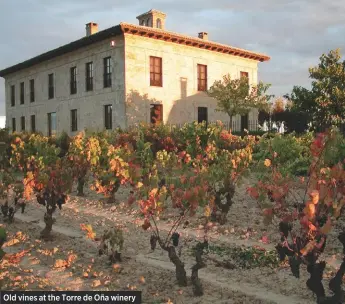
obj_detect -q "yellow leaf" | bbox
[92,280,101,288]
[264,159,271,167]
[204,205,211,217]
[150,188,159,197]
[300,240,316,256]
[320,218,332,234]
[304,202,315,219]
[67,254,77,265]
[137,182,143,188]
[309,190,319,205]
[54,259,67,268]
[3,238,20,247]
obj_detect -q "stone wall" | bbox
[5,36,126,135]
[124,33,260,129]
[4,30,264,135]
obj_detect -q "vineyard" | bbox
[1,122,345,304]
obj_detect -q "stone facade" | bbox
[124,34,259,127]
[1,10,269,135]
[4,36,126,135]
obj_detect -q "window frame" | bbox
[150,104,163,125]
[150,56,163,87]
[30,79,35,102]
[70,109,78,132]
[197,107,208,124]
[104,105,112,130]
[30,115,36,133]
[47,112,57,136]
[20,82,25,104]
[20,116,25,131]
[48,73,54,99]
[103,57,112,88]
[10,85,15,107]
[197,64,207,91]
[240,71,249,84]
[12,118,16,133]
[86,62,94,91]
[70,67,77,95]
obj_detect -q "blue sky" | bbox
[0,0,345,116]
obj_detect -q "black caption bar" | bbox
[0,291,141,304]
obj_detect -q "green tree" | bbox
[288,49,345,128]
[207,74,273,130]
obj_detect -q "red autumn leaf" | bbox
[261,235,269,244]
[247,187,259,199]
[142,219,151,230]
[263,208,273,216]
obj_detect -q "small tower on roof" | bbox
[136,9,166,30]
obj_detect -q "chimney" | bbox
[86,22,98,37]
[198,32,208,41]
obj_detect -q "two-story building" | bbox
[0,9,270,135]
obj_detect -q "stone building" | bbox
[0,9,270,136]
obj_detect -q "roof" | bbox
[0,23,270,77]
[121,22,270,62]
[0,25,122,77]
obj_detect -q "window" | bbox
[20,82,25,104]
[150,104,163,125]
[197,64,207,91]
[12,118,16,133]
[150,56,162,87]
[30,115,36,133]
[48,73,54,99]
[197,107,208,124]
[86,62,93,91]
[30,79,35,102]
[156,18,162,29]
[21,116,25,131]
[240,71,249,83]
[103,57,112,88]
[11,85,15,107]
[241,114,249,131]
[70,67,77,94]
[71,109,78,132]
[47,112,57,136]
[104,105,112,130]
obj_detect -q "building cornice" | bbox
[0,22,269,77]
[120,23,270,62]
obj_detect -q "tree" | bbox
[207,74,273,130]
[288,49,345,129]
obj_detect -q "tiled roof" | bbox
[0,22,269,77]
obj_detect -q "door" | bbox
[241,114,249,131]
[150,104,163,125]
[198,107,208,124]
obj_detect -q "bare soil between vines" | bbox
[2,178,344,304]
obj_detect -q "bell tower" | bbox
[136,9,166,30]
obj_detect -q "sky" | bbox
[0,0,345,116]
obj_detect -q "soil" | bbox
[1,177,344,304]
